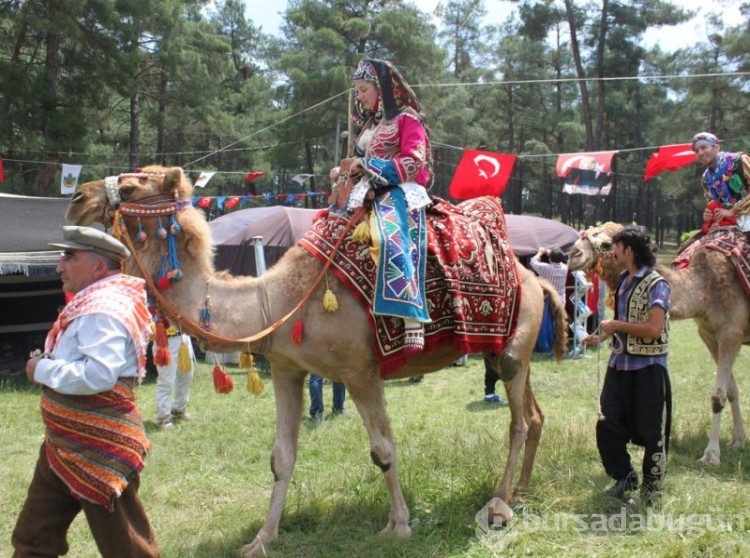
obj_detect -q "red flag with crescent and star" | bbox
[448,149,517,200]
[556,151,616,196]
[643,144,695,181]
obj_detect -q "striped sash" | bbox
[41,381,150,510]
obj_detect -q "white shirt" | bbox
[34,313,141,395]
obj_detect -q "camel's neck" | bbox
[151,247,313,352]
[655,264,700,321]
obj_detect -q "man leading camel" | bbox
[583,226,672,507]
[12,226,159,557]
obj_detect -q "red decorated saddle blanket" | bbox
[674,226,750,296]
[298,196,520,377]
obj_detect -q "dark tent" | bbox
[210,206,320,276]
[0,194,69,370]
[210,206,579,276]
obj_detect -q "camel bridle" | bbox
[110,183,366,350]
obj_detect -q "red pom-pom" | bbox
[153,321,170,365]
[291,319,304,344]
[213,365,234,394]
[154,346,171,366]
[157,277,170,290]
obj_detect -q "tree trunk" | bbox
[563,0,593,150]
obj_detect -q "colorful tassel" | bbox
[213,364,234,394]
[291,318,304,344]
[239,351,254,369]
[156,218,168,239]
[323,288,338,312]
[246,368,264,395]
[200,296,212,331]
[136,218,147,243]
[177,338,192,373]
[153,321,170,365]
[351,220,371,243]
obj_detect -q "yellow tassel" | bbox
[351,220,371,243]
[239,351,254,369]
[323,288,339,312]
[246,368,264,396]
[177,339,192,373]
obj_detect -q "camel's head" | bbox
[66,165,194,227]
[568,222,622,272]
[66,165,214,281]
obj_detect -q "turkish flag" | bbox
[0,158,4,183]
[448,149,516,200]
[643,144,695,181]
[556,151,617,196]
[245,171,265,181]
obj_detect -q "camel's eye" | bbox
[119,184,138,201]
[600,241,612,251]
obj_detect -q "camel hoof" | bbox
[729,436,746,449]
[698,451,721,467]
[486,496,514,526]
[238,529,275,558]
[378,522,411,539]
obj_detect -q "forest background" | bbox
[1,0,749,245]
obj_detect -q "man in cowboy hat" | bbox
[12,226,160,557]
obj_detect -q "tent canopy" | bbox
[210,206,579,276]
[0,193,71,276]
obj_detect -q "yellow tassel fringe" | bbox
[239,351,254,369]
[351,220,371,243]
[323,288,339,312]
[246,368,264,395]
[177,339,192,373]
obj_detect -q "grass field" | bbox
[2,314,749,557]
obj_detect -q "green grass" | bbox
[2,319,749,557]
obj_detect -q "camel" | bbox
[65,166,568,557]
[567,222,749,466]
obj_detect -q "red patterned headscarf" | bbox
[352,58,424,126]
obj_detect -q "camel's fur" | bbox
[568,224,749,466]
[66,166,568,557]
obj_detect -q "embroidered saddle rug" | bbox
[674,225,750,296]
[298,196,520,377]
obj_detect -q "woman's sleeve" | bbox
[361,113,429,186]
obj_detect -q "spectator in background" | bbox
[309,373,346,422]
[483,362,507,405]
[530,247,568,305]
[155,323,195,430]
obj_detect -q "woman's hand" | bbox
[330,166,341,183]
[340,157,363,175]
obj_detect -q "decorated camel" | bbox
[65,165,568,556]
[568,222,748,466]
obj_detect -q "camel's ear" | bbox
[163,168,185,196]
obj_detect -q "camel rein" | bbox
[116,201,366,349]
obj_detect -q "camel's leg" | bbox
[240,369,305,558]
[698,331,742,466]
[727,373,746,449]
[492,354,529,504]
[515,376,544,495]
[347,376,410,538]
